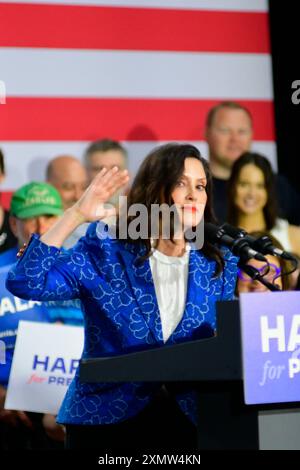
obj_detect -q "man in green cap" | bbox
[10,181,63,249]
[0,181,63,266]
[6,181,83,327]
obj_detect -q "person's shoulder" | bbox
[85,221,117,241]
[220,246,239,266]
[194,246,238,273]
[217,247,238,291]
[83,221,121,253]
[274,217,289,229]
[85,221,102,239]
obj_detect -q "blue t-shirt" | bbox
[0,263,51,386]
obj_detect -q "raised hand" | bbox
[71,166,129,223]
[39,166,129,248]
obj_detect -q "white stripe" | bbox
[1,49,273,100]
[1,141,277,190]
[1,0,269,13]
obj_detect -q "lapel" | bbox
[185,248,216,305]
[167,248,217,342]
[118,243,217,344]
[118,243,163,343]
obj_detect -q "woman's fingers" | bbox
[75,167,129,221]
[104,169,129,191]
[93,170,129,201]
[91,166,110,183]
[97,167,128,185]
[105,171,129,195]
[92,166,119,187]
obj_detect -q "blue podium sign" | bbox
[240,291,300,404]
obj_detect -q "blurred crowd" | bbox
[1,102,300,449]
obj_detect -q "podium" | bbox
[80,300,259,449]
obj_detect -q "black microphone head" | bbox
[253,235,299,264]
[221,223,247,238]
[252,235,274,252]
[204,223,231,244]
[204,222,268,262]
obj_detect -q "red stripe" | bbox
[0,191,13,210]
[0,97,275,141]
[0,3,270,53]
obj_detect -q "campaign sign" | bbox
[0,266,50,349]
[240,291,300,405]
[5,321,84,414]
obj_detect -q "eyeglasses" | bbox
[238,262,282,283]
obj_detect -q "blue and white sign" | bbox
[0,266,49,348]
[5,321,84,414]
[240,291,300,405]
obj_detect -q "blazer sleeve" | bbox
[6,233,87,301]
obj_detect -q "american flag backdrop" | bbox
[0,0,275,206]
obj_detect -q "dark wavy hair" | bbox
[117,143,224,275]
[227,152,277,230]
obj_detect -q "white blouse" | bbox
[149,246,190,343]
[270,218,292,252]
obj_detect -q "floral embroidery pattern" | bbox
[7,223,238,426]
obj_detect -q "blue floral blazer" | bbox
[6,222,238,425]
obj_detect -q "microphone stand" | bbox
[239,263,281,292]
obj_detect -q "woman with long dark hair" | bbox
[6,143,238,450]
[227,152,300,257]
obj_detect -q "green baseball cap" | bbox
[10,181,63,219]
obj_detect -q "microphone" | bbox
[221,223,296,261]
[204,223,267,262]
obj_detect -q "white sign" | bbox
[5,321,84,414]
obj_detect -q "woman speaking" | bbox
[6,143,238,450]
